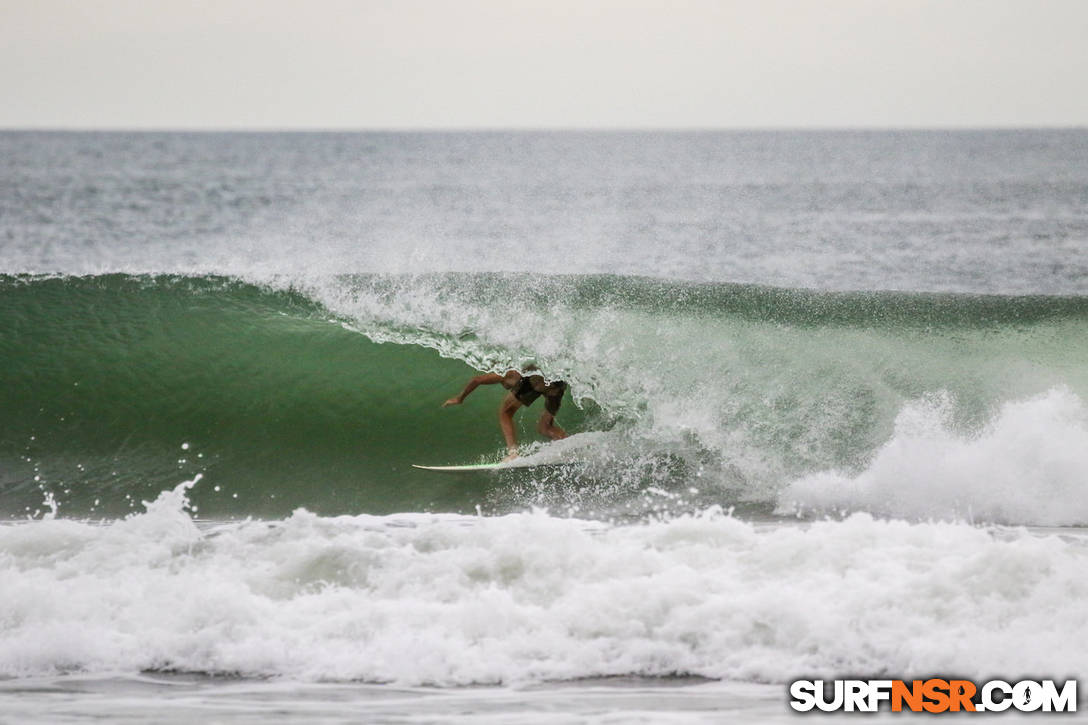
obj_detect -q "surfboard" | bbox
[412,463,503,472]
[411,461,566,473]
[413,434,598,473]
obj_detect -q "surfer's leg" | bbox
[499,393,522,460]
[537,412,567,441]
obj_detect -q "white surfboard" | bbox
[411,461,567,473]
[413,433,604,473]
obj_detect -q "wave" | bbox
[0,274,603,518]
[777,387,1088,525]
[2,273,1086,523]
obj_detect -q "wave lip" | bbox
[776,387,1088,526]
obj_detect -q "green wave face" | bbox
[2,273,1086,519]
[0,275,598,517]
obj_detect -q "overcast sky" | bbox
[2,0,1086,129]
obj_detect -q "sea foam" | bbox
[776,387,1088,525]
[2,482,1085,684]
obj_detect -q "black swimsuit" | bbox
[511,375,566,414]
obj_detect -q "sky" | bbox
[2,0,1087,129]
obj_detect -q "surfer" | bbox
[443,369,568,460]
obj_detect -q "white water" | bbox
[778,387,1088,525]
[3,479,1086,685]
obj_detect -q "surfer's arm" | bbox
[443,373,504,406]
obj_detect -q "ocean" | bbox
[1,130,1086,722]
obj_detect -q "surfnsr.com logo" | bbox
[789,679,1077,713]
